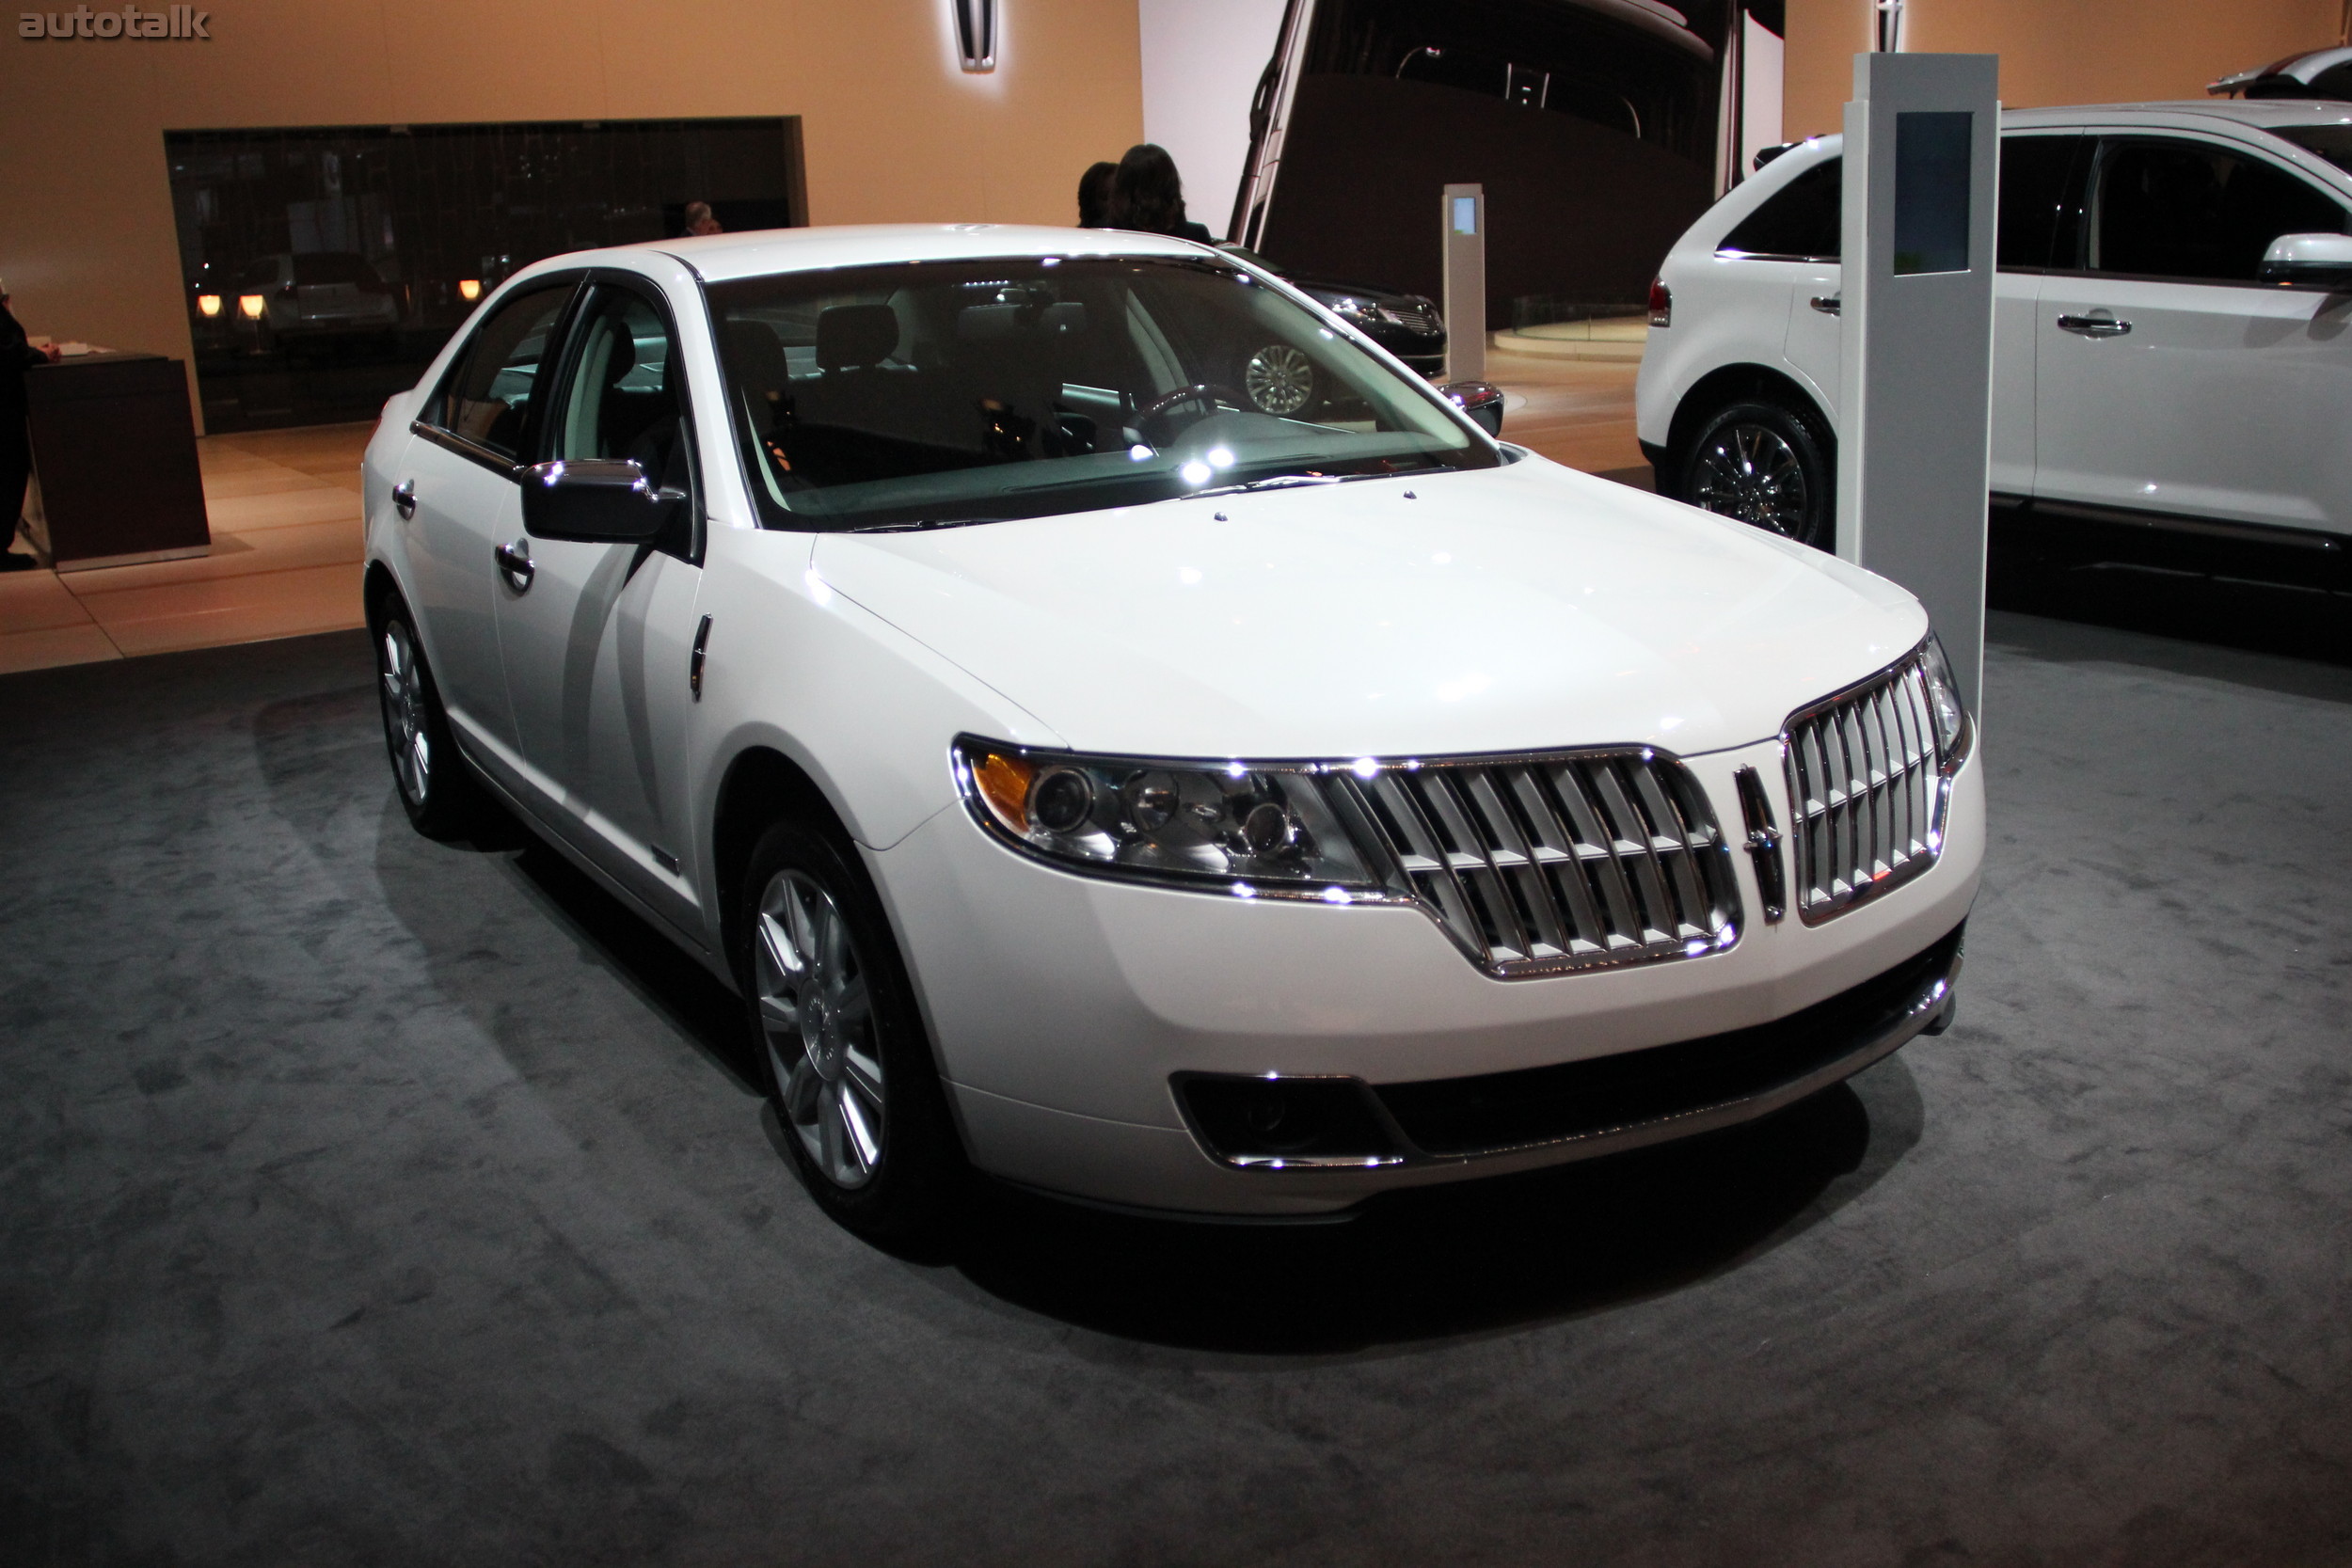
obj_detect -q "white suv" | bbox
[1637,100,2352,550]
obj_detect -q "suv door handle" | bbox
[1808,293,1841,316]
[391,479,416,519]
[2057,312,2132,337]
[495,539,535,593]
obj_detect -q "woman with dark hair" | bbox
[1076,161,1118,228]
[1105,144,1215,243]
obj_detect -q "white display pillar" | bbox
[1836,53,1997,712]
[1442,183,1486,384]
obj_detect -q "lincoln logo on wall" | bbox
[18,5,210,37]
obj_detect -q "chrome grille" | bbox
[1783,654,1949,924]
[1377,302,1442,335]
[1326,752,1740,977]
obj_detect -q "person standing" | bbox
[1105,145,1215,244]
[0,277,63,570]
[1077,161,1117,228]
[683,201,723,237]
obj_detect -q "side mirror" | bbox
[2257,232,2352,289]
[1441,380,1504,437]
[520,458,683,543]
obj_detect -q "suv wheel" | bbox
[738,817,963,1244]
[1680,399,1836,551]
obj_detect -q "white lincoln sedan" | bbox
[363,225,1981,1241]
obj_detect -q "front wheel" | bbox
[1242,342,1319,416]
[738,818,963,1244]
[1679,399,1836,551]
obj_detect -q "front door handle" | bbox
[2057,311,2132,338]
[1809,293,1841,316]
[495,538,535,593]
[391,479,416,520]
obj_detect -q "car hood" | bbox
[810,458,1927,760]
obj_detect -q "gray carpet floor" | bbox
[2,608,2347,1566]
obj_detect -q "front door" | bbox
[394,280,575,758]
[492,278,707,938]
[2035,135,2352,531]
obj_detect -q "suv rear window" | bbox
[1719,159,1841,261]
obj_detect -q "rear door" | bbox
[395,277,578,761]
[2034,133,2352,530]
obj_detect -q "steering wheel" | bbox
[1133,383,1247,445]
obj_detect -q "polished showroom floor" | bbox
[2,551,2347,1560]
[0,347,1647,676]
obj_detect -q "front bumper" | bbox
[871,736,1982,1215]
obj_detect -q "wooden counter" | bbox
[23,353,210,571]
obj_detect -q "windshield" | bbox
[708,255,1494,531]
[2274,122,2352,177]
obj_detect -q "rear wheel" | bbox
[1242,342,1319,416]
[1679,399,1836,551]
[738,817,962,1244]
[374,598,487,839]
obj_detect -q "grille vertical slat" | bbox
[1783,650,1952,924]
[1326,750,1739,976]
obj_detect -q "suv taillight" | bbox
[1647,277,1671,328]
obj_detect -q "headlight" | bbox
[1918,632,1971,767]
[1319,294,1377,322]
[951,737,1392,897]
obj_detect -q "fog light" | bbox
[1175,1072,1405,1168]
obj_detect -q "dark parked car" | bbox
[1216,244,1446,411]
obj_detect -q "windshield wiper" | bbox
[844,516,1009,533]
[1187,469,1420,501]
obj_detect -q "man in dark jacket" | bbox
[1,278,62,568]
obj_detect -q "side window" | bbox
[1719,158,1842,261]
[2092,138,2349,282]
[551,286,691,496]
[430,283,574,459]
[1996,135,2090,271]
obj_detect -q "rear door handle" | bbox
[495,538,535,593]
[2057,312,2132,337]
[1809,293,1841,316]
[391,479,416,519]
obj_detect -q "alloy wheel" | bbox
[379,620,432,808]
[755,868,886,1189]
[1690,422,1812,540]
[1244,343,1316,416]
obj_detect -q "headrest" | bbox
[598,323,639,385]
[817,304,899,371]
[723,317,791,392]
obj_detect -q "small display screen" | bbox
[1452,196,1479,236]
[1894,111,1972,276]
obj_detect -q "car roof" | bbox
[645,223,1221,285]
[2002,99,2352,133]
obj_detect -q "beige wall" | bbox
[0,0,1143,427]
[1784,0,2343,142]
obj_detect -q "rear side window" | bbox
[427,283,575,459]
[1719,159,1841,261]
[2092,138,2349,282]
[1996,135,2090,270]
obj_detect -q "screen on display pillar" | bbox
[166,117,805,432]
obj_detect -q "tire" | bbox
[736,816,963,1244]
[1678,398,1836,551]
[1241,341,1319,417]
[373,596,488,840]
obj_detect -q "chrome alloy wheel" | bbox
[379,620,432,809]
[1690,423,1811,539]
[755,868,885,1189]
[1244,342,1316,416]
